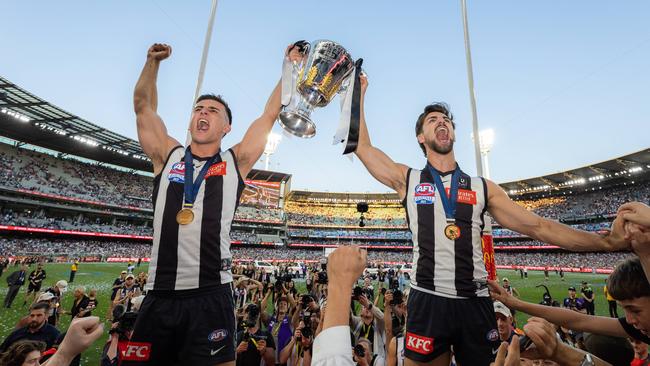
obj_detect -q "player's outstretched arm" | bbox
[134,43,181,175]
[485,180,629,252]
[354,76,409,199]
[488,280,626,338]
[233,44,305,178]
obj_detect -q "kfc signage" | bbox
[406,332,434,355]
[121,342,151,361]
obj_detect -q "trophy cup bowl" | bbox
[278,40,355,138]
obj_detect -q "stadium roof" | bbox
[247,169,292,183]
[500,148,650,197]
[1,75,648,195]
[0,75,152,172]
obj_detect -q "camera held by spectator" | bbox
[353,338,384,366]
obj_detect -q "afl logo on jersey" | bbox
[168,162,185,183]
[414,183,435,205]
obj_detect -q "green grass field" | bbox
[0,263,621,365]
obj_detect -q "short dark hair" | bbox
[414,102,456,157]
[195,94,232,125]
[607,257,650,301]
[30,302,50,313]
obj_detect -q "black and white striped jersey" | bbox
[146,146,244,292]
[403,164,490,298]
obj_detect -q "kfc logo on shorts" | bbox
[406,332,434,355]
[121,342,151,361]
[168,162,185,183]
[209,329,228,343]
[414,183,435,205]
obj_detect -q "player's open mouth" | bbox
[197,119,209,131]
[435,127,449,142]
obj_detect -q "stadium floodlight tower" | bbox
[263,132,282,171]
[471,128,495,179]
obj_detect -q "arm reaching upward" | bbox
[233,44,305,178]
[134,43,181,175]
[354,76,409,199]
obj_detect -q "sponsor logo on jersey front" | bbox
[414,183,435,204]
[205,161,227,178]
[443,187,478,205]
[168,162,185,183]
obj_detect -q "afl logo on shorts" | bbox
[208,329,228,343]
[486,329,499,342]
[414,183,435,205]
[168,162,185,183]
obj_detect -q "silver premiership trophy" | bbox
[279,40,358,139]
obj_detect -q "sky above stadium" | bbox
[2,1,649,193]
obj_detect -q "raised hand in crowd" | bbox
[42,316,103,366]
[618,202,650,281]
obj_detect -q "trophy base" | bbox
[278,111,316,138]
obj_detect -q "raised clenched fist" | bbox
[148,43,172,61]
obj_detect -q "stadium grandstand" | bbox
[1,74,649,273]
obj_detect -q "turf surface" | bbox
[0,263,620,365]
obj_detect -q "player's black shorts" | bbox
[121,284,235,366]
[405,288,500,365]
[27,283,42,293]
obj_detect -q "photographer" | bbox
[383,291,406,366]
[234,276,263,311]
[262,293,295,365]
[292,295,319,331]
[362,277,375,302]
[279,321,313,366]
[353,338,385,366]
[112,274,140,312]
[351,293,386,360]
[101,304,138,366]
[382,290,405,343]
[236,303,275,366]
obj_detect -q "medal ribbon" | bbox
[183,147,220,209]
[426,163,461,223]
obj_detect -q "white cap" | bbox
[493,301,512,318]
[55,280,68,292]
[36,292,55,302]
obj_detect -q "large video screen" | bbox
[240,180,281,208]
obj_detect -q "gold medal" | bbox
[176,208,194,225]
[444,224,461,240]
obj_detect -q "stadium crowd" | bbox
[0,238,638,271]
[285,202,407,227]
[2,210,153,236]
[0,238,152,258]
[287,238,411,247]
[0,144,152,209]
[287,228,412,240]
[516,181,650,219]
[496,251,635,270]
[235,205,284,222]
